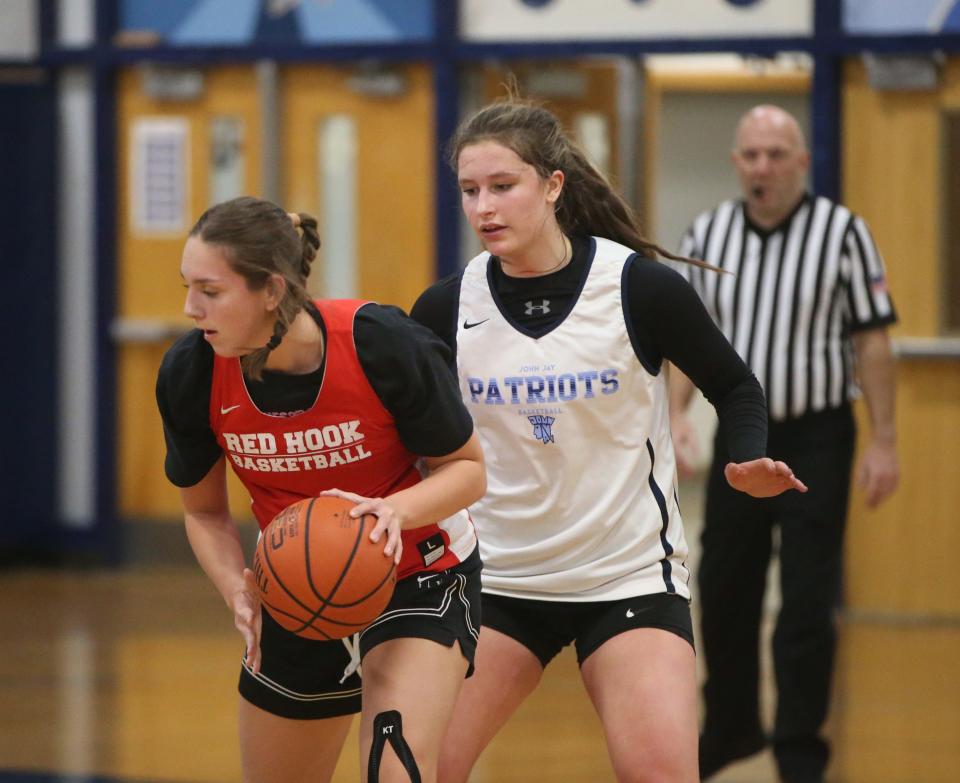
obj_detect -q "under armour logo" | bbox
[524,299,551,316]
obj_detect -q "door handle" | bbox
[110,318,191,344]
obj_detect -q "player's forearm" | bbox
[388,433,486,530]
[388,458,486,530]
[184,511,249,609]
[854,329,897,445]
[714,372,768,463]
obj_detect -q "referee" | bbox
[669,105,899,783]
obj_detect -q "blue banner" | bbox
[844,0,960,34]
[120,0,434,46]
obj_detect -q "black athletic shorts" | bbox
[238,548,482,719]
[481,591,694,668]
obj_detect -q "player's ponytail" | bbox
[553,139,715,269]
[448,90,718,272]
[189,197,320,381]
[293,211,321,281]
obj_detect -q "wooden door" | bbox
[280,64,436,311]
[116,65,261,522]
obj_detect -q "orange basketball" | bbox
[253,496,396,640]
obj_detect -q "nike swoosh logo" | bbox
[220,404,241,415]
[463,318,489,329]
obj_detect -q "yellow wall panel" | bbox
[117,66,263,320]
[842,60,940,336]
[841,58,960,617]
[117,66,260,522]
[281,64,435,311]
[846,362,960,615]
[833,623,960,783]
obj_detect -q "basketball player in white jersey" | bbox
[412,96,807,782]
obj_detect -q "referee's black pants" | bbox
[698,405,854,782]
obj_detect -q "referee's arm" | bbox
[845,216,899,508]
[851,327,898,507]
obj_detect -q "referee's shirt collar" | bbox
[741,191,811,238]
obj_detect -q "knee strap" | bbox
[368,710,422,783]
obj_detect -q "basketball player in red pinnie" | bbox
[156,197,485,783]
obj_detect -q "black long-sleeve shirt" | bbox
[411,235,768,463]
[157,303,474,487]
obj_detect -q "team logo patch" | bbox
[528,415,555,444]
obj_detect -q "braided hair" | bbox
[188,196,321,380]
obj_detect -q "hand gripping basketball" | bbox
[253,495,397,640]
[319,487,404,566]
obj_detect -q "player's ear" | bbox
[545,169,565,205]
[264,274,287,311]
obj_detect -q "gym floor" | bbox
[1,481,956,783]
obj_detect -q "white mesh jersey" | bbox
[456,237,690,602]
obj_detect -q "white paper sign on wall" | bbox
[461,0,813,41]
[131,118,190,235]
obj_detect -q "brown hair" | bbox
[448,93,715,269]
[189,196,321,380]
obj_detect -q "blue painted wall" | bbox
[0,79,58,555]
[120,0,434,45]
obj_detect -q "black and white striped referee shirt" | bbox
[676,193,897,421]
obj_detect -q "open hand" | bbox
[724,458,808,498]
